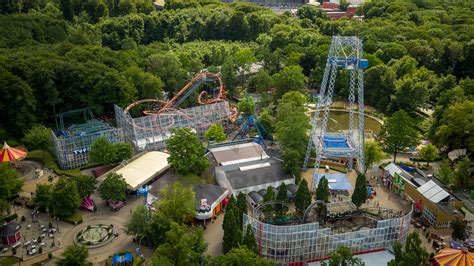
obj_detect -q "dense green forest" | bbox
[0,0,473,154]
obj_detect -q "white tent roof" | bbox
[115,151,170,190]
[417,180,450,203]
[383,162,403,177]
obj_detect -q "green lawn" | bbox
[0,256,20,266]
[27,149,81,176]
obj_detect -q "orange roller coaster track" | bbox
[124,70,227,115]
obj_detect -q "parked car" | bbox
[108,200,126,212]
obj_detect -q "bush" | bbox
[60,212,83,225]
[48,252,53,259]
[0,213,18,223]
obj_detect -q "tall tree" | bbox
[434,101,474,152]
[166,128,209,176]
[56,244,89,266]
[235,192,248,227]
[208,247,272,266]
[456,157,472,187]
[242,224,258,254]
[273,65,307,100]
[114,143,133,162]
[23,125,52,159]
[72,175,97,198]
[316,176,329,203]
[417,144,438,167]
[438,159,455,187]
[276,91,310,178]
[222,208,241,254]
[388,231,429,266]
[125,205,149,238]
[155,182,196,225]
[451,219,470,241]
[238,96,256,116]
[98,173,128,202]
[326,246,364,266]
[364,141,384,174]
[379,110,418,162]
[263,186,274,213]
[154,222,207,265]
[351,174,367,208]
[276,183,289,215]
[0,165,23,215]
[204,124,226,143]
[34,183,51,213]
[49,178,81,218]
[89,137,117,165]
[295,179,311,215]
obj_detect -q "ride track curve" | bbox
[123,70,237,132]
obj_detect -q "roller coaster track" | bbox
[124,70,226,115]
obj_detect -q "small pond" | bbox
[326,110,382,135]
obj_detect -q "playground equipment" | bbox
[124,70,226,115]
[303,36,368,178]
[232,115,273,148]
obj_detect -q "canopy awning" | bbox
[435,248,474,266]
[0,142,27,163]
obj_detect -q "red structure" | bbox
[124,70,227,115]
[0,223,21,245]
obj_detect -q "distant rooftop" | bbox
[216,158,293,190]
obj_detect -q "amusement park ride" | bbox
[124,70,228,115]
[303,36,368,178]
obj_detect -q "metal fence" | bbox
[114,102,230,151]
[243,207,412,264]
[51,128,124,170]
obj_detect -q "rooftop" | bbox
[209,141,268,166]
[0,223,20,237]
[114,151,170,190]
[193,183,229,210]
[216,158,293,190]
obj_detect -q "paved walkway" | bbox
[202,214,224,256]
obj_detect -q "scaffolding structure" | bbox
[303,36,368,178]
[115,101,231,151]
[51,127,124,170]
[243,206,412,264]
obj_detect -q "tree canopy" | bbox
[204,123,226,143]
[166,128,209,176]
[352,174,368,208]
[388,231,429,266]
[295,179,311,215]
[316,176,330,203]
[155,182,196,225]
[0,165,23,215]
[379,110,418,162]
[49,178,81,218]
[98,172,128,202]
[364,141,384,174]
[56,244,89,266]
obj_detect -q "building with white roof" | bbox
[112,151,170,191]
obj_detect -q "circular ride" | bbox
[75,224,117,248]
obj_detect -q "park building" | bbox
[107,151,171,191]
[193,184,230,221]
[215,157,295,197]
[382,162,464,228]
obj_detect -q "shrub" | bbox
[48,252,53,259]
[60,212,83,225]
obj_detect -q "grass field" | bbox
[27,149,81,176]
[0,256,20,266]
